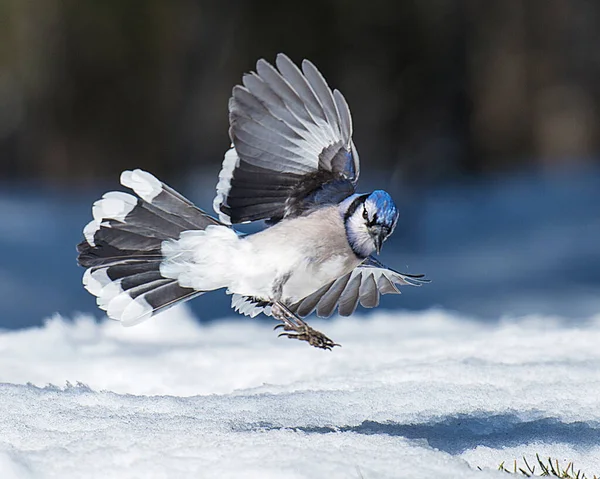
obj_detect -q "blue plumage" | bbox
[341,190,399,258]
[367,190,399,228]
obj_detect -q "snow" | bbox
[1,307,600,478]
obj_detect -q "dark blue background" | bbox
[2,166,598,330]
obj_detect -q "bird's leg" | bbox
[271,302,340,350]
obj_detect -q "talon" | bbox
[277,332,296,339]
[271,301,340,350]
[278,326,340,350]
[274,323,294,332]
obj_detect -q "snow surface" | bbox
[1,307,600,478]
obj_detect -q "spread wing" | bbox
[289,257,429,318]
[213,53,360,224]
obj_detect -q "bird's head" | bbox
[341,190,399,258]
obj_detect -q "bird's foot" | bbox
[274,323,340,350]
[271,302,340,351]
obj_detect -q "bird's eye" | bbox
[362,208,368,220]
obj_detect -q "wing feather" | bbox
[230,88,308,144]
[358,272,379,308]
[215,54,359,225]
[333,89,352,145]
[294,286,327,318]
[301,59,342,138]
[230,294,272,318]
[315,273,352,318]
[233,127,308,169]
[290,258,429,318]
[275,54,326,122]
[255,61,314,123]
[376,274,401,294]
[241,73,323,155]
[258,59,338,146]
[337,274,362,316]
[231,135,312,174]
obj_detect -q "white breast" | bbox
[241,207,361,303]
[160,206,361,304]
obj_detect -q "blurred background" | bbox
[1,0,599,328]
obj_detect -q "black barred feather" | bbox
[77,240,162,268]
[78,169,219,325]
[119,271,165,292]
[141,282,203,317]
[102,261,159,281]
[131,179,220,230]
[124,278,172,300]
[92,227,162,252]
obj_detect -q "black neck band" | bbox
[343,195,366,222]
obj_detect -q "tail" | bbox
[77,169,222,326]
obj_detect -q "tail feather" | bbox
[121,170,218,230]
[105,280,202,327]
[77,237,163,268]
[97,261,160,281]
[98,277,169,313]
[92,227,162,252]
[103,203,185,240]
[119,270,166,291]
[78,169,217,324]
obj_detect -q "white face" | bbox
[362,199,379,225]
[342,193,398,258]
[345,204,378,258]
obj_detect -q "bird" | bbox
[77,54,428,350]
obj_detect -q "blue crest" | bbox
[367,190,399,229]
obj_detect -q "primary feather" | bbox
[214,53,359,225]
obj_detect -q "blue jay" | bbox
[77,54,428,350]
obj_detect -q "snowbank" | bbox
[1,307,600,478]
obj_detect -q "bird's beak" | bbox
[370,226,385,255]
[374,236,382,255]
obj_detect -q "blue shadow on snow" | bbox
[255,414,600,455]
